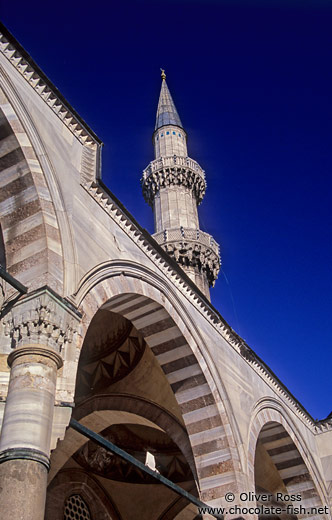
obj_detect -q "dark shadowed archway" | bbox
[248,406,328,520]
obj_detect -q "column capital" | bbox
[2,287,81,355]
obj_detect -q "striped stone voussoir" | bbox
[248,409,327,520]
[0,93,63,292]
[102,291,240,502]
[259,422,323,519]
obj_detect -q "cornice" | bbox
[315,415,332,433]
[81,180,325,433]
[0,24,102,148]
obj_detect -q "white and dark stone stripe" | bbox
[0,93,63,292]
[260,423,322,518]
[254,419,324,519]
[102,290,239,503]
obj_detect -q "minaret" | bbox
[142,70,220,299]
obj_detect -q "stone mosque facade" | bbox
[0,23,331,520]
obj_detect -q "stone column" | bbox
[0,289,79,520]
[0,346,62,519]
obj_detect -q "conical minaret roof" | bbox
[155,70,183,131]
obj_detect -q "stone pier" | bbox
[0,346,62,519]
[0,289,79,519]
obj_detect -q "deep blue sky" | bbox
[2,1,331,419]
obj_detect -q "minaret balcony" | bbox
[141,155,206,206]
[153,227,221,287]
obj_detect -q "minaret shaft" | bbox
[154,187,199,233]
[153,122,200,233]
[142,73,220,299]
[153,125,188,158]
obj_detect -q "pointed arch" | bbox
[49,395,196,484]
[248,402,329,519]
[0,87,64,292]
[68,264,243,505]
[46,469,122,520]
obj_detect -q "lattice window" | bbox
[64,494,91,520]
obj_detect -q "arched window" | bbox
[63,494,91,520]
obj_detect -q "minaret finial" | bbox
[154,72,182,130]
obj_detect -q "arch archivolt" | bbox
[248,399,329,516]
[46,468,122,520]
[49,394,196,484]
[66,262,244,504]
[0,71,77,293]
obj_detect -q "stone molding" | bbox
[0,70,85,293]
[142,155,206,206]
[164,240,219,287]
[2,289,80,354]
[154,228,221,287]
[7,345,63,369]
[0,28,100,149]
[0,447,50,470]
[154,227,220,256]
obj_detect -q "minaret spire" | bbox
[142,73,220,299]
[155,71,183,130]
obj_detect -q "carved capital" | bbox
[2,288,80,354]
